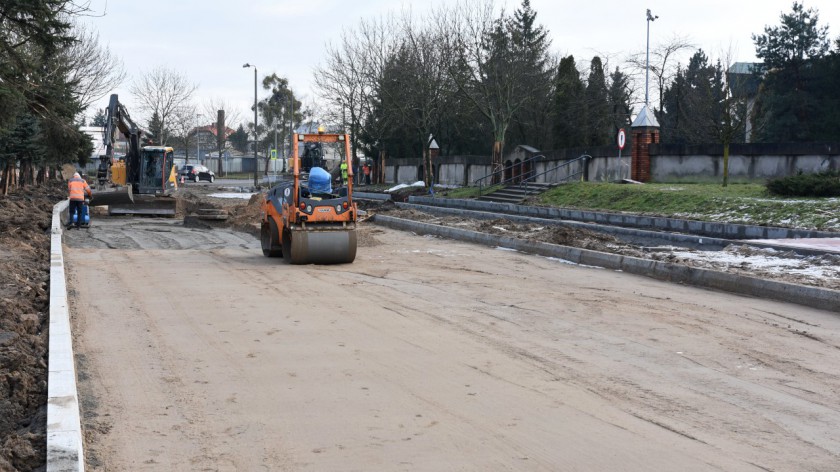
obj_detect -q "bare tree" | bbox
[63,23,126,113]
[202,96,242,130]
[392,10,455,188]
[626,34,694,113]
[170,103,200,163]
[315,14,401,183]
[443,0,532,182]
[129,66,197,145]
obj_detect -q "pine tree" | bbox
[552,55,585,148]
[147,111,164,145]
[584,57,611,146]
[752,2,831,141]
[509,0,553,149]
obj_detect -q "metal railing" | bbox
[475,154,591,198]
[475,154,545,197]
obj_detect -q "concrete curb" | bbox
[354,191,391,201]
[47,200,85,472]
[409,196,839,240]
[398,202,839,257]
[373,214,840,313]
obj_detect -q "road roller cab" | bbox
[260,132,358,264]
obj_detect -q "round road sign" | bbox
[617,128,626,150]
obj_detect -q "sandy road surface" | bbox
[64,219,840,471]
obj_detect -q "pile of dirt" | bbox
[0,183,65,471]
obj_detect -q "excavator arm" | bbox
[100,94,145,187]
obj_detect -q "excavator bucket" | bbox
[90,186,176,216]
[287,228,357,265]
[107,194,177,216]
[89,186,135,207]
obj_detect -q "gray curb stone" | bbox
[373,214,840,313]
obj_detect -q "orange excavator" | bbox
[260,131,357,264]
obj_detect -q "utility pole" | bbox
[243,63,258,187]
[645,9,658,107]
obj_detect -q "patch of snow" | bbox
[208,193,255,199]
[545,257,604,269]
[386,181,425,193]
[669,248,840,280]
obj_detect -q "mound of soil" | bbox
[0,183,65,472]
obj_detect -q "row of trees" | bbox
[0,1,124,194]
[313,0,634,185]
[310,0,839,187]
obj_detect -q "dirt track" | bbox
[64,217,840,471]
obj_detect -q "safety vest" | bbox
[340,162,348,178]
[68,177,91,201]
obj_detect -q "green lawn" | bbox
[530,182,840,231]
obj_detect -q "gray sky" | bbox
[81,0,840,126]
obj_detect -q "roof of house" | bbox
[196,124,235,138]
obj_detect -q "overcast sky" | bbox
[80,0,840,126]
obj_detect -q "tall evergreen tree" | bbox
[584,56,611,146]
[551,55,585,148]
[607,67,632,139]
[752,2,832,141]
[662,50,725,144]
[229,124,250,153]
[147,111,164,145]
[91,109,108,127]
[508,0,553,149]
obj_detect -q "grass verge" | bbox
[533,182,840,231]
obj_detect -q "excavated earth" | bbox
[0,183,63,472]
[1,183,839,471]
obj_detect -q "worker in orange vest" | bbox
[66,172,92,229]
[363,162,371,185]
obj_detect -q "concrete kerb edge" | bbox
[409,196,839,240]
[48,199,85,472]
[372,214,840,313]
[353,191,391,201]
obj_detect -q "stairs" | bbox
[476,182,557,204]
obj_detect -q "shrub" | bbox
[766,170,840,197]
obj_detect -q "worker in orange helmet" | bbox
[66,172,92,229]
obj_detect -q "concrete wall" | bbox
[650,143,840,182]
[382,142,840,185]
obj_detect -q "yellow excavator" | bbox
[260,131,357,264]
[91,94,177,216]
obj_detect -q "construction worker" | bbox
[363,162,371,185]
[340,160,348,185]
[66,172,92,229]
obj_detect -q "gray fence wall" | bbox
[383,143,840,185]
[649,143,840,182]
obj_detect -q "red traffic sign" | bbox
[617,128,626,150]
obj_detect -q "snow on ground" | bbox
[669,246,840,281]
[208,193,255,199]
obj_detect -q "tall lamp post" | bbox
[645,9,658,107]
[195,113,202,165]
[243,63,258,187]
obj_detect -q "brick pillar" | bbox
[631,126,659,182]
[630,105,660,182]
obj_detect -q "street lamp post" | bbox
[645,9,658,107]
[284,95,293,174]
[195,114,202,165]
[243,63,258,187]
